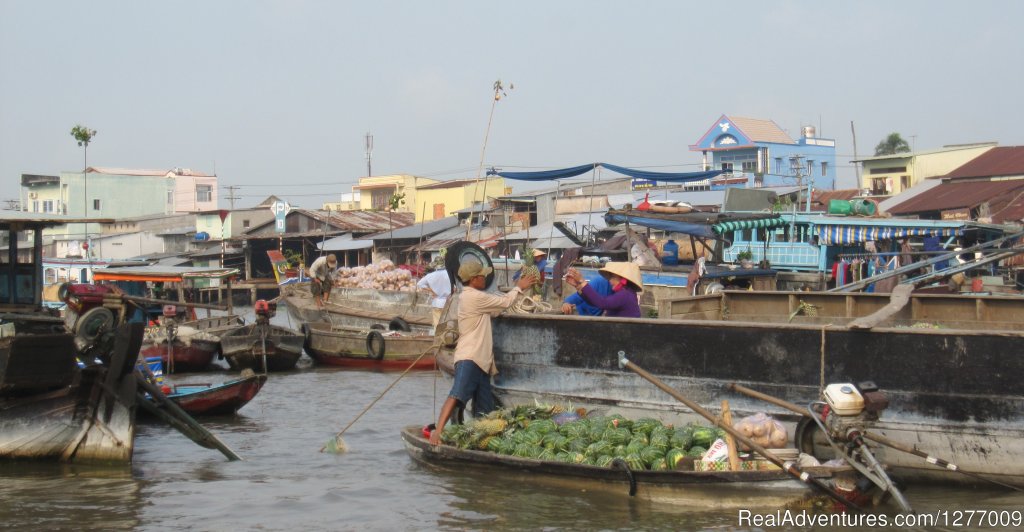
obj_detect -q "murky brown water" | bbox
[1,309,1021,531]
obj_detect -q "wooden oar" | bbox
[136,366,242,461]
[727,382,1024,492]
[617,352,861,512]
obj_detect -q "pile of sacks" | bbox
[333,260,417,291]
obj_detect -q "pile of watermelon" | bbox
[441,405,726,471]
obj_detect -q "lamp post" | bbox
[71,125,97,275]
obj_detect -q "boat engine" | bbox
[819,381,889,441]
[254,299,277,324]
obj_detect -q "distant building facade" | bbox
[690,115,837,190]
[854,143,997,197]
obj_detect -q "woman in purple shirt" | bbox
[564,262,643,318]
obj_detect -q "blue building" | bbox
[689,115,837,190]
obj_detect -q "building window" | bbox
[720,162,734,174]
[33,201,39,212]
[42,200,54,213]
[900,175,911,190]
[243,219,250,228]
[93,199,101,210]
[168,189,174,205]
[370,188,394,210]
[774,157,782,174]
[196,185,212,203]
[741,161,757,173]
[821,162,828,176]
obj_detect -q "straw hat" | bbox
[326,254,337,266]
[457,261,492,282]
[532,249,547,257]
[599,262,643,292]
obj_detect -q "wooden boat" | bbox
[401,426,857,509]
[0,214,142,464]
[303,321,436,370]
[162,373,267,416]
[488,289,1024,487]
[219,323,305,372]
[280,283,433,333]
[93,265,244,373]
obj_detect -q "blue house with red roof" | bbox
[689,115,837,190]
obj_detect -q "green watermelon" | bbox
[665,448,686,469]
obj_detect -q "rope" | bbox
[507,294,554,314]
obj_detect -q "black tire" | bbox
[365,330,386,360]
[388,316,411,332]
[369,323,386,331]
[57,282,72,304]
[444,242,495,291]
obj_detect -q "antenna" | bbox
[365,132,374,177]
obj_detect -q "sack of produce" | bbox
[733,412,788,449]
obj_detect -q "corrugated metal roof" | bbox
[944,146,1024,179]
[298,209,415,232]
[417,179,479,190]
[727,116,794,144]
[363,216,458,240]
[886,179,1024,223]
[810,189,860,211]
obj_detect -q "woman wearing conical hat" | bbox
[564,262,643,318]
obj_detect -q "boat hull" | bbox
[220,324,305,372]
[140,340,219,373]
[400,426,848,509]
[280,283,433,332]
[304,322,436,370]
[164,374,268,416]
[490,308,1024,487]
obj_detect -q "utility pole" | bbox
[224,185,241,210]
[365,132,374,177]
[850,121,859,191]
[789,154,811,213]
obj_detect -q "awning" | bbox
[817,225,964,246]
[93,266,239,282]
[318,239,374,251]
[712,217,788,234]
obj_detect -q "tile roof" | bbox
[943,146,1024,179]
[886,179,1024,223]
[726,116,794,145]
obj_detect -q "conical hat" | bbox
[599,262,643,292]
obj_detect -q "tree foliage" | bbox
[874,132,910,156]
[70,124,97,147]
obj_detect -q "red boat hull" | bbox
[140,340,219,373]
[169,374,268,416]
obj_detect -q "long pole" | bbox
[618,352,861,511]
[468,82,504,241]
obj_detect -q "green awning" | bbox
[712,217,787,234]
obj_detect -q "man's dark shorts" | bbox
[450,360,495,417]
[311,278,332,298]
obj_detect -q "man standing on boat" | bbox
[429,261,536,446]
[416,267,452,333]
[308,254,337,308]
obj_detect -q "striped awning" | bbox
[817,225,964,246]
[712,217,788,234]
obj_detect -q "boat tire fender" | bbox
[388,317,411,332]
[366,330,386,360]
[611,458,637,496]
[369,324,386,330]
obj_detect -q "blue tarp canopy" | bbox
[488,163,723,183]
[817,225,964,246]
[604,212,717,239]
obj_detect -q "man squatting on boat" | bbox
[429,261,537,445]
[308,254,337,308]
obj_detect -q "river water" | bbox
[1,309,1022,531]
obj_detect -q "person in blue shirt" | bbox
[560,274,612,316]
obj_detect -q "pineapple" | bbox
[521,247,543,296]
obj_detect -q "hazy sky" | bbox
[2,0,1022,209]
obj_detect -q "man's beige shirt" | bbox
[453,285,523,376]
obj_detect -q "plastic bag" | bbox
[733,412,789,449]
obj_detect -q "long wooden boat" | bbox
[303,321,436,370]
[401,426,859,509]
[280,283,433,333]
[488,289,1024,487]
[219,323,305,372]
[0,213,142,464]
[139,315,244,373]
[162,373,267,416]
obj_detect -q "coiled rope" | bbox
[507,294,553,314]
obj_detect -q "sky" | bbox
[2,0,1023,209]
